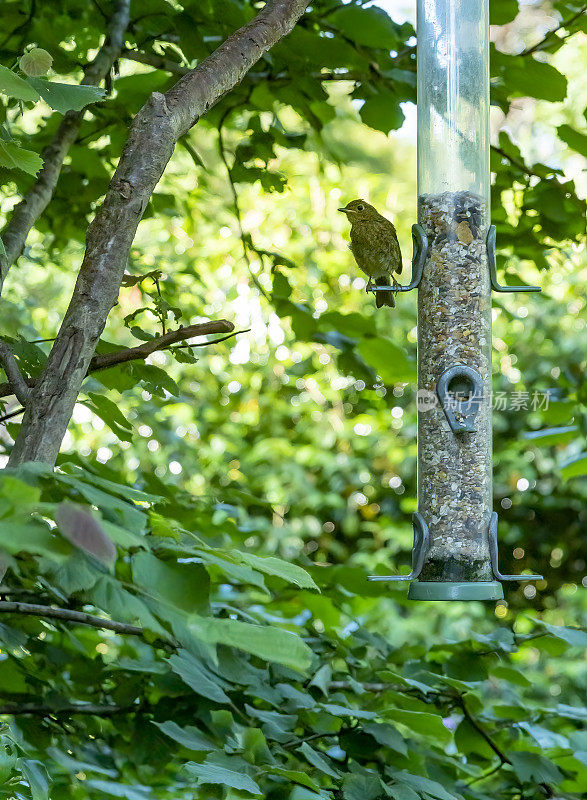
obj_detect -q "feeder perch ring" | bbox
[366,224,429,297]
[487,512,543,581]
[368,512,429,582]
[436,365,483,434]
[487,226,541,294]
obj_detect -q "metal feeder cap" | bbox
[408,581,504,602]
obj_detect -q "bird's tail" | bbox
[375,276,395,308]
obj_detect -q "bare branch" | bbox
[0,320,237,402]
[121,49,375,83]
[0,703,139,717]
[0,0,131,292]
[87,319,234,371]
[521,4,587,56]
[0,341,30,406]
[0,600,174,644]
[218,109,270,300]
[9,0,309,467]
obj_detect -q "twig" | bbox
[328,681,399,692]
[522,4,587,56]
[217,112,270,300]
[0,702,136,717]
[0,407,25,424]
[8,0,310,467]
[457,695,512,765]
[88,320,234,370]
[0,0,131,287]
[0,600,154,637]
[465,761,506,788]
[172,327,250,350]
[121,49,374,83]
[0,320,236,400]
[0,341,30,406]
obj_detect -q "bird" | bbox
[338,199,402,308]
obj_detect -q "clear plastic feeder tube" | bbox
[416,0,493,585]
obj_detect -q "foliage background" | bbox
[0,1,585,799]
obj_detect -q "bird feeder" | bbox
[370,0,542,600]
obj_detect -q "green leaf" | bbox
[358,337,416,383]
[28,78,105,113]
[266,765,321,791]
[299,742,340,778]
[322,703,376,720]
[185,754,261,795]
[330,7,400,50]
[342,772,383,800]
[501,57,567,103]
[392,771,460,800]
[560,452,587,480]
[360,92,405,134]
[384,710,452,744]
[85,393,134,442]
[18,759,51,800]
[490,665,532,687]
[132,552,209,614]
[0,517,71,560]
[557,123,587,157]
[0,64,40,101]
[533,619,587,647]
[490,0,519,25]
[236,551,319,590]
[0,140,43,176]
[0,237,7,276]
[19,49,53,77]
[85,780,152,800]
[191,616,313,673]
[90,576,170,639]
[523,425,578,445]
[363,722,407,756]
[152,720,217,752]
[0,475,40,507]
[168,649,230,704]
[509,751,564,784]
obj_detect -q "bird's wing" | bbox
[389,227,402,274]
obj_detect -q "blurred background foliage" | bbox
[0,1,585,799]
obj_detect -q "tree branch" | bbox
[0,599,159,638]
[0,702,135,717]
[218,111,270,300]
[491,145,545,180]
[88,319,234,371]
[521,4,587,56]
[0,320,237,402]
[121,48,371,83]
[0,0,131,292]
[8,0,309,467]
[457,696,512,765]
[0,341,30,406]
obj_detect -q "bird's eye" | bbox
[357,204,364,211]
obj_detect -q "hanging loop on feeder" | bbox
[487,226,541,294]
[487,512,543,581]
[367,223,429,297]
[436,365,484,434]
[368,512,429,582]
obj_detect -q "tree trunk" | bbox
[8,0,309,467]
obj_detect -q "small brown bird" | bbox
[339,199,402,308]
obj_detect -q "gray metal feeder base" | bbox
[408,580,504,602]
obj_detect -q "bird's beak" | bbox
[338,207,347,213]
